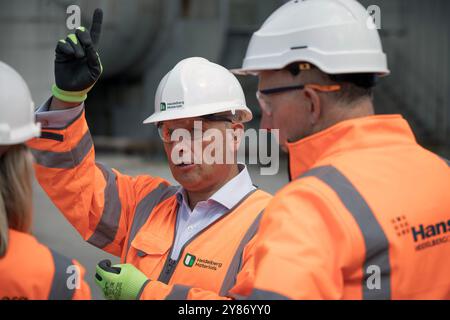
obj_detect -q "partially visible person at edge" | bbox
[231,0,450,299]
[27,9,272,300]
[0,61,91,300]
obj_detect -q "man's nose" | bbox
[173,138,192,152]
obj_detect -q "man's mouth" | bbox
[175,161,195,168]
[176,163,190,167]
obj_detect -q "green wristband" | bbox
[51,84,90,103]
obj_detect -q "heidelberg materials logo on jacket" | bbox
[183,253,223,271]
[183,253,196,267]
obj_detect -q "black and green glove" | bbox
[95,259,149,300]
[52,8,103,103]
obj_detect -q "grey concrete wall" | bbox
[360,0,450,149]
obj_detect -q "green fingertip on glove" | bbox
[67,33,79,45]
[95,260,149,300]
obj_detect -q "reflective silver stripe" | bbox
[87,163,122,249]
[219,211,264,296]
[301,165,391,300]
[48,249,75,300]
[30,130,93,169]
[248,288,290,300]
[165,284,191,300]
[136,279,151,300]
[124,183,178,259]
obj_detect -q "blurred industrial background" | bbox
[1,0,449,298]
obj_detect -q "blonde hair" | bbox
[0,144,33,257]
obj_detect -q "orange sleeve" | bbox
[248,180,352,300]
[27,109,170,257]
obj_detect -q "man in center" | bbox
[27,10,271,300]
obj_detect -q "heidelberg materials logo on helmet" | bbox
[160,100,184,111]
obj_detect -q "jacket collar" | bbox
[287,115,417,180]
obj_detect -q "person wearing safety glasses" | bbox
[27,9,272,300]
[231,0,450,299]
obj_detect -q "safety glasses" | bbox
[256,84,341,115]
[157,115,233,143]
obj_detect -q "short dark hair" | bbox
[329,74,375,104]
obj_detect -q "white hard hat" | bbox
[231,0,389,76]
[143,57,252,124]
[0,61,40,145]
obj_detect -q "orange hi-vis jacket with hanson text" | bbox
[248,115,450,300]
[0,229,91,300]
[27,109,271,300]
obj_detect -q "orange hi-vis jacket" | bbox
[0,229,91,300]
[248,115,450,300]
[27,109,271,300]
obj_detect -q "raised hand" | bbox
[52,8,104,103]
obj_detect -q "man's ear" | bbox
[304,88,322,125]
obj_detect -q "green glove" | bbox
[52,8,103,103]
[95,259,149,300]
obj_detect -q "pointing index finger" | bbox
[90,8,103,47]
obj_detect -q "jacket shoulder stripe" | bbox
[48,249,76,300]
[87,163,122,249]
[30,130,92,169]
[220,210,264,296]
[300,165,391,300]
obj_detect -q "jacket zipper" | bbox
[157,201,181,284]
[157,189,258,284]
